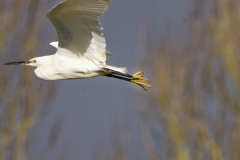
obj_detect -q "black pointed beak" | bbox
[4,61,31,65]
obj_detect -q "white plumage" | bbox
[47,0,108,63]
[35,0,126,80]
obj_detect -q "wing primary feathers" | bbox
[47,0,110,63]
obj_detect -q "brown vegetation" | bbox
[0,1,55,159]
[138,0,240,159]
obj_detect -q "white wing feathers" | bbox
[50,41,112,56]
[47,0,110,64]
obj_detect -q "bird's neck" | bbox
[35,55,53,67]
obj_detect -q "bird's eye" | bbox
[33,60,37,63]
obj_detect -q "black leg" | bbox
[102,67,151,91]
[103,68,133,81]
[105,74,132,82]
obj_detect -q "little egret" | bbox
[5,0,151,90]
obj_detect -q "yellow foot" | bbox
[131,71,151,91]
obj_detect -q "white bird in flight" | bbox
[5,0,151,90]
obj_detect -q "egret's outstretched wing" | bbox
[47,0,109,64]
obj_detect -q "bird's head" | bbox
[4,57,48,67]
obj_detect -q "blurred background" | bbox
[1,0,240,159]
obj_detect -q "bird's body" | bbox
[33,55,101,80]
[5,0,151,90]
[33,53,124,81]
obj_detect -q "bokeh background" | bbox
[1,0,240,159]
